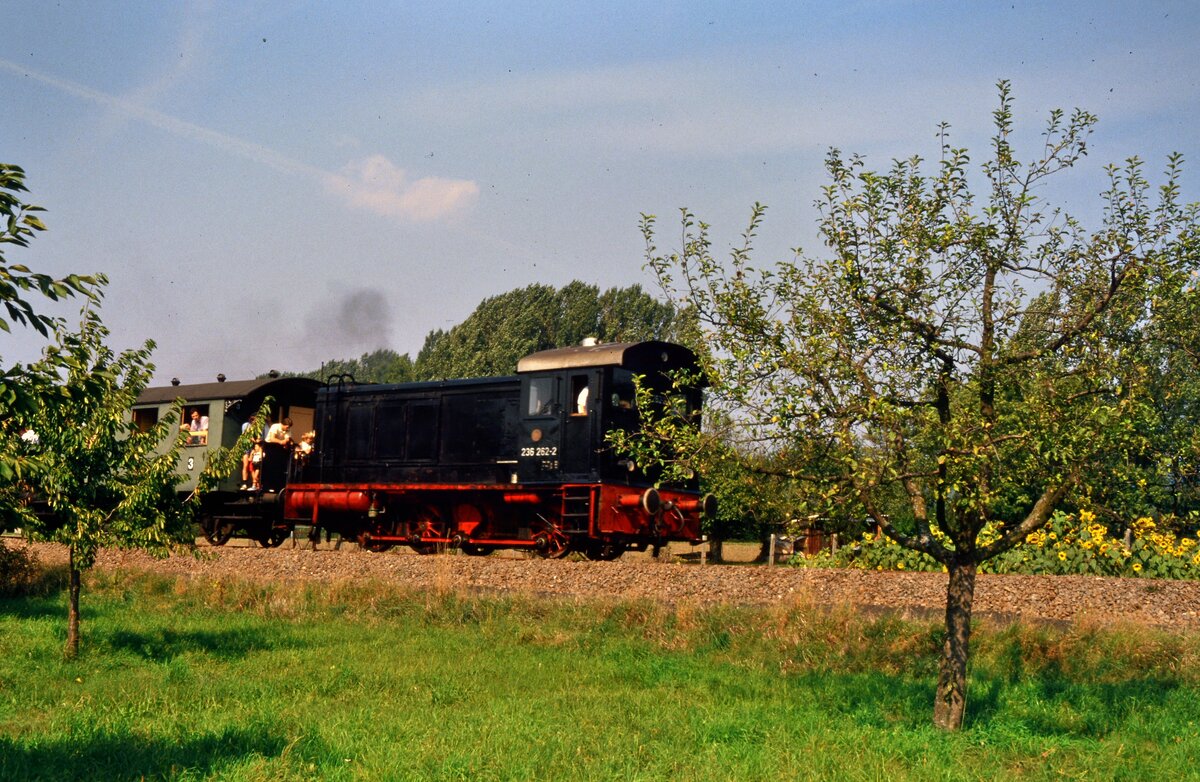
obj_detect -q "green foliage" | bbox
[644,82,1200,570]
[0,163,106,496]
[0,163,104,339]
[700,448,799,541]
[282,348,415,384]
[15,312,196,569]
[414,281,679,379]
[9,308,248,658]
[608,382,810,541]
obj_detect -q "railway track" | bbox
[19,541,1200,630]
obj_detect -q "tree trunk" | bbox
[65,544,81,660]
[707,536,723,564]
[933,559,976,730]
[754,533,773,563]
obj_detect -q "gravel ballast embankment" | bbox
[21,542,1200,629]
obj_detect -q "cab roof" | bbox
[516,340,703,378]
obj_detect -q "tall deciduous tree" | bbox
[1,163,233,658]
[19,311,198,659]
[285,284,681,385]
[642,83,1200,730]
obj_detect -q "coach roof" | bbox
[134,376,321,406]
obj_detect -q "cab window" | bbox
[526,377,557,417]
[570,375,589,416]
[610,369,636,411]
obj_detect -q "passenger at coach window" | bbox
[188,409,209,445]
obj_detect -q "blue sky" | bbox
[3,1,1198,382]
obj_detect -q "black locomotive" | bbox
[133,340,714,559]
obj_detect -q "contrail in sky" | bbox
[0,57,325,180]
[0,57,479,222]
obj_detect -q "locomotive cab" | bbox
[515,340,704,487]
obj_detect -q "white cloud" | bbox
[325,155,479,222]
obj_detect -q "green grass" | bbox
[1,569,1199,781]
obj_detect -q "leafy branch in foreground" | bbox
[0,163,106,491]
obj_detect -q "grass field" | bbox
[2,568,1199,781]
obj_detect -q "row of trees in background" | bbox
[291,281,687,384]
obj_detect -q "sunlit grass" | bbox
[1,568,1198,780]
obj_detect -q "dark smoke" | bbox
[302,288,393,355]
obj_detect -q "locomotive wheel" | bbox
[461,543,494,557]
[583,542,623,561]
[409,504,447,554]
[257,528,289,548]
[213,522,235,546]
[533,532,570,559]
[203,518,235,546]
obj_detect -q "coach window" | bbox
[131,407,159,434]
[184,405,210,446]
[526,377,557,417]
